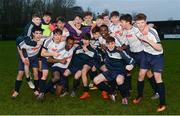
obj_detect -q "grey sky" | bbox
[75,0,180,21]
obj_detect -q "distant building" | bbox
[148,20,180,39]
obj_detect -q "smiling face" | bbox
[32,17,41,26]
[92,32,100,39]
[56,20,64,29]
[136,19,147,32]
[53,33,62,43]
[43,15,51,24]
[103,15,110,25]
[65,38,74,50]
[107,41,115,51]
[74,16,83,25]
[32,31,42,42]
[84,15,93,23]
[82,39,90,46]
[96,18,103,27]
[110,16,119,24]
[100,26,109,39]
[120,20,129,29]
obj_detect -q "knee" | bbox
[42,71,48,80]
[74,71,81,80]
[154,73,163,83]
[63,70,70,77]
[116,77,124,85]
[138,71,146,81]
[17,71,24,80]
[93,76,101,85]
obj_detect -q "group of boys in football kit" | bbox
[12,10,166,112]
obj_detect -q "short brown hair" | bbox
[135,13,147,21]
[83,11,93,17]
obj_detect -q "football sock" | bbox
[118,83,128,98]
[126,75,132,90]
[137,80,144,97]
[83,86,89,92]
[25,77,30,82]
[89,70,98,80]
[157,82,166,105]
[148,76,158,94]
[64,77,69,92]
[97,82,113,95]
[39,79,46,93]
[15,80,22,92]
[34,80,39,91]
[73,79,80,91]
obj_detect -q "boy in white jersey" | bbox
[102,13,111,26]
[109,11,123,40]
[37,29,65,100]
[133,13,166,112]
[12,27,44,98]
[45,36,76,97]
[120,14,158,98]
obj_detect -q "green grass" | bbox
[0,40,180,114]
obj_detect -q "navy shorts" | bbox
[52,66,66,75]
[141,52,164,73]
[18,57,24,71]
[18,55,38,71]
[130,51,144,66]
[102,70,125,81]
[68,64,82,75]
[52,66,66,85]
[29,55,39,68]
[42,57,49,70]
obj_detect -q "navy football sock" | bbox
[157,82,166,105]
[15,80,22,92]
[97,82,113,95]
[148,76,158,94]
[89,71,98,80]
[64,77,69,92]
[25,77,30,82]
[137,80,144,97]
[83,86,89,92]
[73,79,80,91]
[34,80,39,91]
[118,83,128,98]
[126,75,132,90]
[39,79,46,93]
[46,80,54,93]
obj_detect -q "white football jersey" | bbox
[43,38,66,55]
[124,26,144,53]
[19,37,46,57]
[52,46,76,68]
[142,27,163,55]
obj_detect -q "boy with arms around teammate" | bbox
[120,14,158,98]
[12,27,44,98]
[133,13,166,112]
[38,29,65,100]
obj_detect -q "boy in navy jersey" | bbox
[94,36,135,104]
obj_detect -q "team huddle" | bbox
[12,11,166,112]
